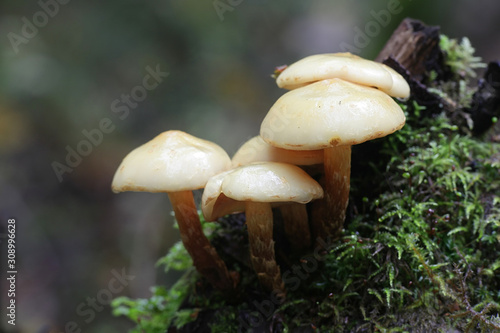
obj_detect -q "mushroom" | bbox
[260,78,406,240]
[111,130,238,292]
[276,52,410,98]
[231,135,323,168]
[232,135,323,251]
[202,162,324,295]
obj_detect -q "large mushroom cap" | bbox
[202,162,323,221]
[276,52,410,98]
[261,78,406,150]
[112,130,231,193]
[232,135,323,167]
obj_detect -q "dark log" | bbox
[382,57,449,115]
[377,18,500,135]
[375,18,443,82]
[375,18,448,114]
[466,61,500,136]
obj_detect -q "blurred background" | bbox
[0,0,499,331]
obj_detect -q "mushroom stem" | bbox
[312,146,351,241]
[245,201,285,296]
[280,203,311,251]
[168,190,237,292]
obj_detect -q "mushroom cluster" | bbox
[263,52,410,241]
[111,52,410,296]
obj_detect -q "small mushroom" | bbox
[112,130,238,292]
[232,135,323,168]
[232,135,323,251]
[276,52,410,98]
[260,78,406,240]
[202,162,323,295]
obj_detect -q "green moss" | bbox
[439,35,486,79]
[156,240,193,273]
[111,273,197,332]
[112,34,500,332]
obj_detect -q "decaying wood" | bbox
[377,18,500,136]
[374,18,449,116]
[467,61,500,136]
[376,18,442,82]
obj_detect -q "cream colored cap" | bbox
[202,162,323,221]
[112,130,231,193]
[261,78,406,150]
[231,136,323,167]
[202,170,246,221]
[276,53,410,98]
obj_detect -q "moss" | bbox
[439,35,486,80]
[112,34,500,332]
[111,274,197,332]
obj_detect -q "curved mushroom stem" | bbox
[280,203,311,252]
[311,146,351,242]
[168,190,238,293]
[245,201,285,297]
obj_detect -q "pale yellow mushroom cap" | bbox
[261,78,406,150]
[276,52,410,98]
[231,136,323,167]
[202,162,323,221]
[112,130,231,193]
[202,170,245,221]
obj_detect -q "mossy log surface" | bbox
[112,18,500,333]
